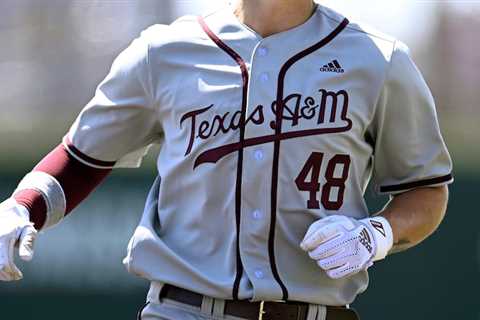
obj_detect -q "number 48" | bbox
[295,152,351,210]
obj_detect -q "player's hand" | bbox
[300,215,393,279]
[0,198,37,281]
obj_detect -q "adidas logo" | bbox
[320,59,344,73]
[359,228,373,253]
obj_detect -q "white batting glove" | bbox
[300,215,393,279]
[0,198,37,281]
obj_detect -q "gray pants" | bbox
[139,282,328,320]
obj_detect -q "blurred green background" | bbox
[0,1,478,319]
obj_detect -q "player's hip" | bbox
[138,282,360,320]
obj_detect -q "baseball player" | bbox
[0,1,452,319]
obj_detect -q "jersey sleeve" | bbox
[370,41,453,195]
[66,26,163,168]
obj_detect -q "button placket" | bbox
[237,41,283,301]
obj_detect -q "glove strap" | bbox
[362,216,394,261]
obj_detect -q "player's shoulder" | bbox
[317,5,404,63]
[137,15,206,50]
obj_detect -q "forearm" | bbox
[378,185,449,253]
[13,142,112,230]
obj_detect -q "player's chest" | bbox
[156,51,381,158]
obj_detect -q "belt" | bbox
[159,285,359,320]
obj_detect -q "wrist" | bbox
[13,171,66,230]
[0,198,31,224]
[13,200,31,221]
[0,198,29,219]
[361,216,394,261]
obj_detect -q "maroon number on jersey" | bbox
[295,152,351,210]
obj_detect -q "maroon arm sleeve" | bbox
[14,144,112,229]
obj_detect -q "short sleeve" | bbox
[67,26,163,168]
[370,41,453,194]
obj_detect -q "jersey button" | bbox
[254,149,264,161]
[260,73,269,82]
[254,270,264,279]
[258,47,268,57]
[252,210,263,220]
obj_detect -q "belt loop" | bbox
[212,298,226,317]
[259,301,265,320]
[148,282,165,304]
[201,296,214,316]
[306,304,318,320]
[315,305,327,320]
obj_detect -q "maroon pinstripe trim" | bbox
[380,173,453,193]
[270,18,350,301]
[198,16,248,300]
[64,136,116,168]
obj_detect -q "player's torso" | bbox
[149,8,393,220]
[133,6,396,304]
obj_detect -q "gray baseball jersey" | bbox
[67,4,453,306]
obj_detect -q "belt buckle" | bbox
[258,301,265,320]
